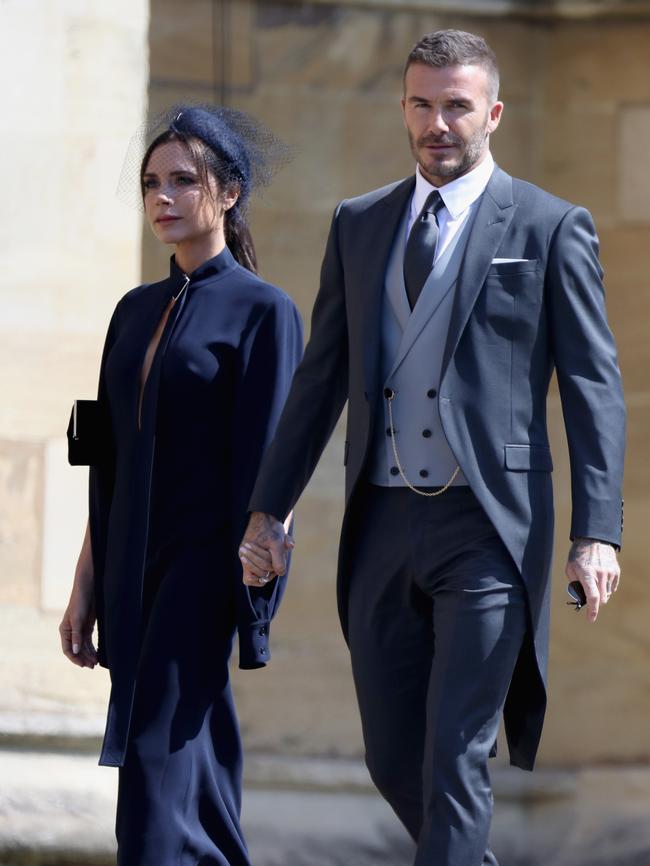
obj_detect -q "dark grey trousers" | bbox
[347,484,527,866]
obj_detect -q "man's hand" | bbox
[240,511,294,587]
[565,537,621,623]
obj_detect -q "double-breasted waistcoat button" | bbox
[390,466,399,476]
[427,388,437,399]
[384,387,394,399]
[419,469,429,478]
[422,429,432,438]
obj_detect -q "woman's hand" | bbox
[59,582,98,668]
[60,520,98,668]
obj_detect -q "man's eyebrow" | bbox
[407,95,432,104]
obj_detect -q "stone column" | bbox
[0,0,149,614]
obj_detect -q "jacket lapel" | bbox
[358,176,415,396]
[440,166,516,380]
[384,210,411,333]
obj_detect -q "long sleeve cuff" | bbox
[237,620,271,670]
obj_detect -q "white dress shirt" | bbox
[406,152,495,263]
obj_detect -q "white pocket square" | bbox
[491,258,531,264]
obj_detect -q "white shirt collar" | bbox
[412,151,495,220]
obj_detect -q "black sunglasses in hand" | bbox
[567,580,587,611]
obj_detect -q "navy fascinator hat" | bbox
[118,103,291,211]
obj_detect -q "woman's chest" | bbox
[105,293,245,426]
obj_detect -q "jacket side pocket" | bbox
[504,444,553,472]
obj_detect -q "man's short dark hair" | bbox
[404,30,500,102]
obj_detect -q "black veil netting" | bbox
[117,103,292,211]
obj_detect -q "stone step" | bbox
[2,747,650,865]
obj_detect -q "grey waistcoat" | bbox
[367,203,474,487]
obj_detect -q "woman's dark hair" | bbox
[140,128,258,274]
[404,30,500,102]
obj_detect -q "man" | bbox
[239,30,625,866]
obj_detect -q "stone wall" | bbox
[0,0,149,603]
[0,0,149,720]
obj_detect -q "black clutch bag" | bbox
[66,400,110,466]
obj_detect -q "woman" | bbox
[59,105,302,865]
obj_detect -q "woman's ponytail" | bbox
[225,208,258,275]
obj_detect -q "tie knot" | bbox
[423,190,444,217]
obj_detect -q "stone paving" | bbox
[2,605,650,865]
[3,746,650,866]
[0,748,407,865]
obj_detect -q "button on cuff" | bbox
[238,621,271,670]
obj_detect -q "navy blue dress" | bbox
[86,247,303,864]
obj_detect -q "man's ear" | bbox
[487,101,504,135]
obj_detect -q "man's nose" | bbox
[428,109,449,133]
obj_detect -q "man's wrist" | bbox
[573,536,618,550]
[250,510,283,525]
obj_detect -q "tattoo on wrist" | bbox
[569,537,616,569]
[251,512,283,546]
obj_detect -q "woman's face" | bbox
[142,140,237,246]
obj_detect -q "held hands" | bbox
[240,511,294,587]
[565,537,621,623]
[59,579,98,668]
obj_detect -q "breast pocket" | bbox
[473,261,542,342]
[487,259,539,278]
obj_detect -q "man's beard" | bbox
[409,124,488,182]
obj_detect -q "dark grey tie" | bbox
[403,190,445,310]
